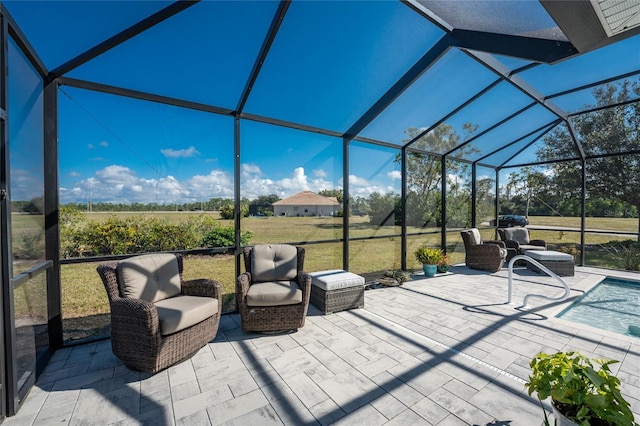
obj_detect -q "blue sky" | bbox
[5,1,639,205]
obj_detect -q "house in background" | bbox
[273,191,340,217]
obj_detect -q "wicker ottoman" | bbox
[309,270,365,314]
[525,250,575,277]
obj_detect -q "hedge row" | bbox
[60,208,252,258]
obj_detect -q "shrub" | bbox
[201,225,253,248]
[58,211,257,258]
[13,231,44,260]
[618,244,640,271]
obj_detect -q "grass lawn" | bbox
[49,212,638,342]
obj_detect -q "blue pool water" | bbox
[557,277,640,338]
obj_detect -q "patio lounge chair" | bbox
[460,228,507,273]
[97,253,222,373]
[498,227,546,260]
[237,244,311,332]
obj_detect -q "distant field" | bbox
[11,211,638,342]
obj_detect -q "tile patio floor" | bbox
[4,265,640,425]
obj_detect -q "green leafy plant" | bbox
[414,246,444,265]
[525,351,636,426]
[201,225,253,248]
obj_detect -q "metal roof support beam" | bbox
[580,159,586,266]
[478,120,560,164]
[450,29,578,63]
[463,50,568,119]
[568,97,640,117]
[403,78,502,150]
[1,4,48,79]
[444,102,537,157]
[567,121,586,160]
[462,49,588,162]
[58,77,235,116]
[547,70,640,100]
[342,137,351,271]
[497,121,561,168]
[471,162,477,228]
[440,155,447,251]
[502,157,582,170]
[43,79,63,350]
[400,146,408,269]
[343,34,452,140]
[236,0,289,113]
[50,0,199,79]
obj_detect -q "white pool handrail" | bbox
[507,255,571,308]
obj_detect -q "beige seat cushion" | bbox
[154,295,218,336]
[309,270,364,291]
[251,244,298,282]
[117,253,181,302]
[503,228,530,244]
[246,281,302,306]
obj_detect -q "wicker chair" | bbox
[498,227,546,260]
[97,253,222,373]
[460,228,507,273]
[237,244,311,332]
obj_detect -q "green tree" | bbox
[367,192,399,226]
[398,124,479,227]
[538,81,640,240]
[505,167,552,217]
[254,194,281,204]
[318,189,343,204]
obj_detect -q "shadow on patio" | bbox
[4,266,639,425]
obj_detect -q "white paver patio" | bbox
[4,265,639,425]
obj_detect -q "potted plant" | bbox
[414,246,444,277]
[525,351,636,426]
[437,254,450,273]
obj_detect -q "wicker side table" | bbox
[309,270,365,314]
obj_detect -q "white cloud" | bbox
[313,169,327,178]
[387,170,401,180]
[87,143,94,149]
[161,146,201,158]
[100,141,109,147]
[349,174,369,186]
[59,164,399,205]
[242,163,262,175]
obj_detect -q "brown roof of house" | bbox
[273,191,340,206]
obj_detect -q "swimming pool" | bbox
[557,277,640,338]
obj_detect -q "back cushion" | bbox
[468,229,482,245]
[505,228,530,244]
[117,253,181,302]
[251,244,298,282]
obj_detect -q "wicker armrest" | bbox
[504,240,520,249]
[110,297,160,334]
[297,271,312,303]
[182,278,222,299]
[297,271,311,291]
[530,239,546,247]
[484,240,506,248]
[469,243,501,256]
[236,272,251,297]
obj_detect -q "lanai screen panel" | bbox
[3,1,168,70]
[66,1,276,109]
[359,49,497,146]
[517,35,640,97]
[244,0,444,132]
